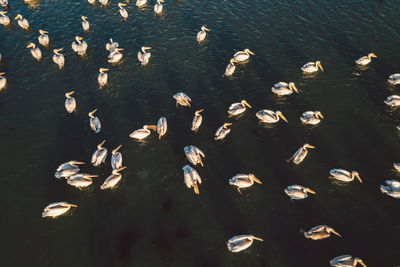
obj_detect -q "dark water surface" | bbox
[1,0,400,266]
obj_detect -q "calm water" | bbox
[1,0,400,266]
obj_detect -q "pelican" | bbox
[0,0,8,8]
[108,48,124,64]
[388,74,400,85]
[256,109,288,123]
[100,167,127,190]
[136,0,147,7]
[184,145,205,167]
[157,117,167,139]
[301,61,323,73]
[72,36,88,56]
[233,49,255,62]
[52,48,65,69]
[196,26,210,42]
[97,68,109,88]
[106,38,119,52]
[183,165,202,195]
[384,95,400,107]
[228,100,252,117]
[394,163,400,172]
[81,16,90,31]
[287,143,315,165]
[229,173,261,194]
[137,46,152,65]
[64,91,76,113]
[38,30,49,47]
[129,125,157,140]
[227,235,263,253]
[14,14,30,30]
[215,123,232,140]
[329,169,362,183]
[191,109,204,132]
[91,140,107,166]
[99,0,109,6]
[42,202,78,218]
[355,53,377,66]
[284,185,316,200]
[271,82,299,96]
[111,145,123,169]
[26,43,42,61]
[88,109,101,133]
[173,92,191,107]
[300,111,324,125]
[303,225,342,240]
[224,58,238,77]
[118,3,128,19]
[0,72,6,91]
[67,174,99,189]
[154,0,164,14]
[55,161,85,179]
[88,0,95,4]
[330,255,367,267]
[0,11,10,26]
[380,180,400,199]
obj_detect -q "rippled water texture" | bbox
[1,0,400,266]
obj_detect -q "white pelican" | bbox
[42,202,78,218]
[137,46,152,65]
[99,0,109,6]
[108,48,124,64]
[55,161,85,179]
[183,165,202,195]
[129,125,157,140]
[380,180,400,199]
[287,143,315,165]
[118,3,128,19]
[0,0,8,8]
[329,169,362,183]
[67,174,99,189]
[106,38,119,52]
[355,53,377,66]
[301,61,323,73]
[303,225,342,240]
[14,14,30,30]
[215,122,232,140]
[196,26,210,42]
[233,49,255,62]
[81,16,90,31]
[284,185,315,200]
[26,43,42,61]
[0,11,10,26]
[98,68,109,88]
[191,109,204,132]
[91,140,107,166]
[52,48,65,69]
[88,0,95,4]
[72,36,88,56]
[88,109,101,133]
[0,72,6,90]
[394,163,400,172]
[384,95,400,107]
[271,82,299,96]
[154,0,164,14]
[111,145,123,170]
[184,145,205,167]
[227,235,263,252]
[229,173,261,194]
[157,117,167,139]
[224,58,238,77]
[256,109,288,123]
[228,100,252,117]
[100,167,127,190]
[136,0,147,7]
[300,111,324,125]
[330,255,367,267]
[173,92,191,107]
[38,30,49,47]
[388,74,400,85]
[64,91,76,113]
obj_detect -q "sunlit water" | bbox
[1,0,400,266]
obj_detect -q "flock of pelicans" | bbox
[1,0,400,266]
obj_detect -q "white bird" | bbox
[108,48,124,64]
[0,72,6,91]
[52,48,65,69]
[196,26,210,42]
[380,180,400,199]
[14,14,30,30]
[42,202,78,218]
[384,95,400,107]
[99,0,109,6]
[300,111,324,125]
[98,68,109,88]
[88,109,101,133]
[224,58,238,77]
[111,145,123,170]
[182,165,202,195]
[226,235,263,253]
[0,0,8,8]
[137,46,152,65]
[329,169,362,183]
[55,161,85,179]
[64,91,76,113]
[191,109,204,132]
[118,3,128,19]
[355,53,377,66]
[303,225,342,240]
[136,0,147,7]
[100,167,127,190]
[0,11,10,26]
[81,16,90,31]
[173,92,191,107]
[394,163,400,173]
[256,109,288,123]
[88,0,95,4]
[388,74,400,85]
[38,30,49,47]
[287,143,315,165]
[184,146,205,167]
[228,100,252,117]
[233,49,255,62]
[154,0,164,14]
[71,36,88,56]
[67,173,99,189]
[271,82,299,96]
[129,125,157,140]
[91,140,107,166]
[26,43,42,61]
[330,255,367,267]
[157,117,167,139]
[301,61,323,73]
[284,185,316,200]
[106,38,119,52]
[229,173,262,194]
[215,123,232,140]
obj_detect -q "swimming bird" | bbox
[271,82,299,96]
[26,43,42,61]
[380,180,400,199]
[88,0,95,4]
[191,109,204,132]
[394,163,400,172]
[67,174,99,189]
[227,235,263,252]
[301,61,323,73]
[14,14,30,30]
[42,202,78,218]
[355,53,377,66]
[108,48,124,64]
[52,48,65,69]
[65,91,76,113]
[137,46,152,65]
[184,145,205,167]
[224,58,238,77]
[88,109,101,133]
[0,0,8,8]
[303,225,341,240]
[118,3,128,19]
[0,72,6,90]
[136,0,147,7]
[284,185,315,200]
[0,11,10,26]
[72,36,88,56]
[388,74,400,85]
[215,123,232,140]
[81,16,90,31]
[157,117,167,139]
[197,26,210,42]
[111,145,123,169]
[106,38,119,52]
[300,111,324,125]
[329,169,362,183]
[154,0,164,14]
[233,49,255,62]
[38,30,49,47]
[98,68,109,88]
[55,161,85,179]
[91,140,107,166]
[256,109,288,123]
[228,100,252,117]
[229,173,261,194]
[384,95,400,107]
[99,0,109,6]
[287,143,315,165]
[330,255,367,267]
[129,125,157,140]
[182,165,202,195]
[100,167,127,190]
[173,92,191,107]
